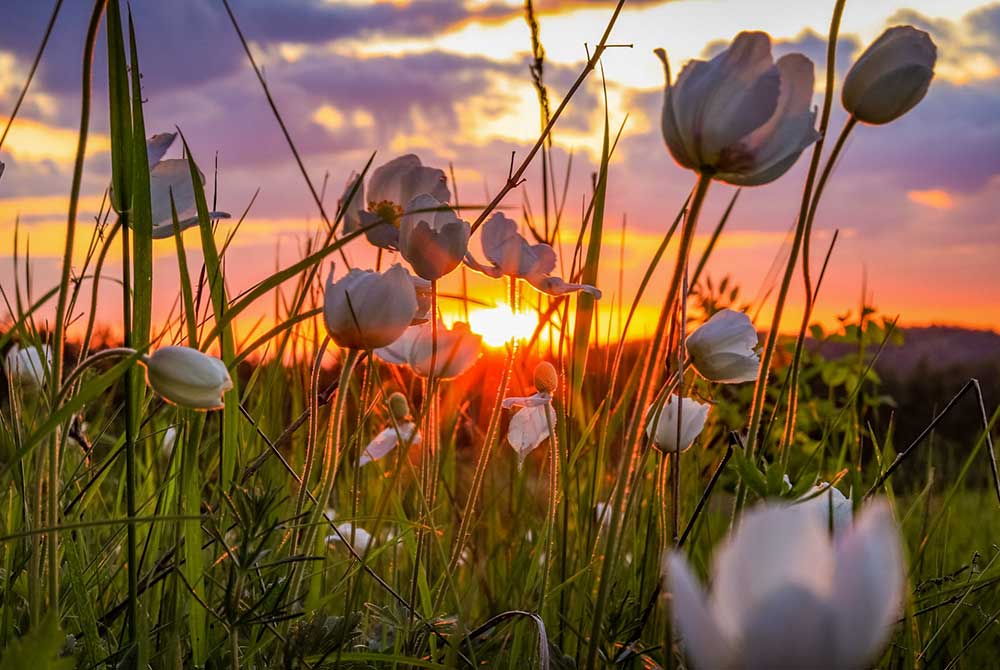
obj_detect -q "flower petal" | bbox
[664,552,735,670]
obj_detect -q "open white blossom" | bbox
[143,133,230,239]
[464,213,601,297]
[359,422,421,467]
[375,322,482,379]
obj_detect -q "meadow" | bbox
[1,0,999,668]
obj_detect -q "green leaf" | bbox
[0,613,73,670]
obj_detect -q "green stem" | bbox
[782,117,858,450]
[741,0,848,466]
[45,0,107,620]
[584,171,711,670]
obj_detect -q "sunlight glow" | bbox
[465,305,538,347]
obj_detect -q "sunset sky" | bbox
[0,0,998,346]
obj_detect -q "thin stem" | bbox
[469,0,627,234]
[585,171,712,670]
[741,0,848,465]
[46,0,107,618]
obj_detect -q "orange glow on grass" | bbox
[465,305,538,347]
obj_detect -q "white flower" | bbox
[357,154,450,249]
[656,32,819,186]
[142,346,233,410]
[323,264,419,350]
[5,343,52,390]
[665,500,904,670]
[327,522,373,554]
[843,26,937,125]
[398,194,470,281]
[646,395,710,453]
[375,322,482,379]
[359,421,421,467]
[503,391,556,468]
[464,213,601,297]
[686,309,760,384]
[144,133,230,239]
[160,425,179,458]
[797,483,853,536]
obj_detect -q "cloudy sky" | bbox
[1,0,998,344]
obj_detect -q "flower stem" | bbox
[45,0,106,621]
[584,171,711,670]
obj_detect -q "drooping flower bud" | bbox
[142,346,233,410]
[842,26,936,125]
[686,309,760,384]
[645,395,710,453]
[399,194,470,281]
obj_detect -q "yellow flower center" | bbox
[369,200,404,228]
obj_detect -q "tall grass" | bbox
[0,1,998,668]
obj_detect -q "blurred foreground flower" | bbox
[359,392,421,467]
[142,346,232,410]
[399,194,470,281]
[143,132,229,239]
[376,322,482,379]
[324,265,418,350]
[665,500,904,669]
[464,213,601,297]
[646,395,710,453]
[344,154,450,249]
[504,361,559,467]
[4,343,52,390]
[797,482,853,536]
[843,26,936,125]
[686,309,759,383]
[655,32,819,186]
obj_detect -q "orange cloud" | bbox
[0,116,110,164]
[907,189,954,210]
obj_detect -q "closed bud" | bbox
[842,26,936,125]
[686,309,760,384]
[646,395,710,453]
[143,346,233,410]
[4,343,52,391]
[387,392,410,421]
[533,361,558,394]
[324,265,418,350]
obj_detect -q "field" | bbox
[1,1,999,668]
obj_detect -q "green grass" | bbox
[1,0,998,668]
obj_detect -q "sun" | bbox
[465,305,538,347]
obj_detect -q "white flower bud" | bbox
[143,346,233,410]
[686,309,760,384]
[323,265,418,350]
[843,26,936,125]
[4,344,52,390]
[646,395,710,453]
